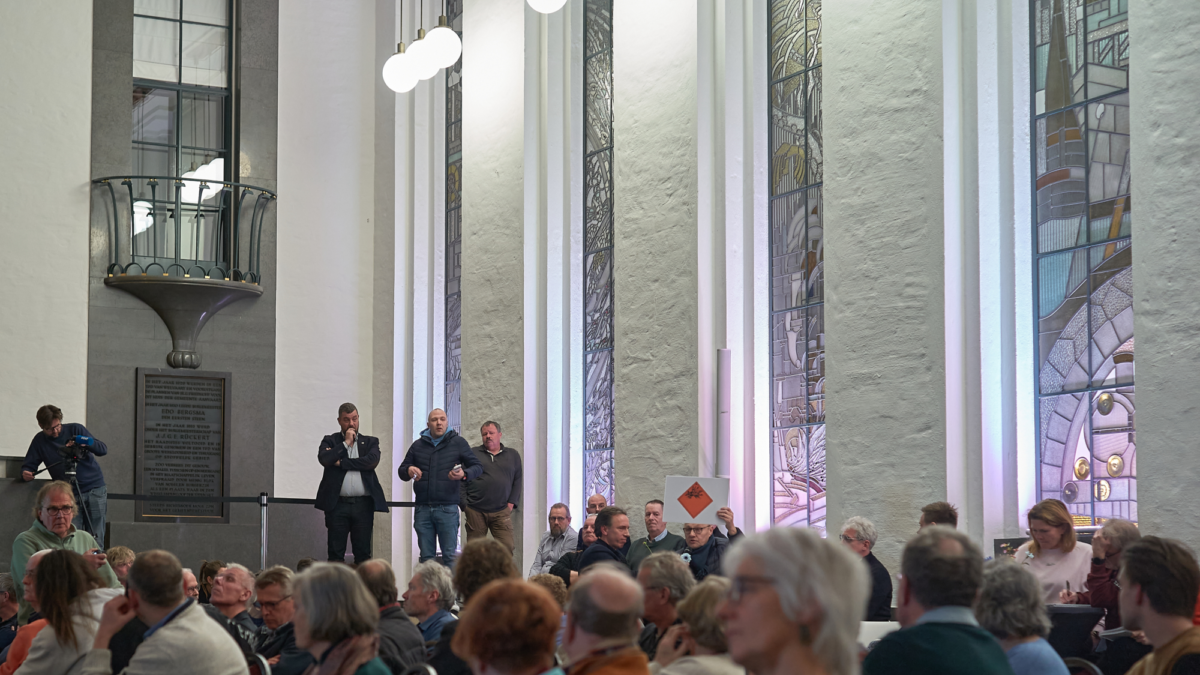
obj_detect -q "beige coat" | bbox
[16,587,123,675]
[77,601,249,675]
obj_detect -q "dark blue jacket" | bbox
[685,529,743,581]
[22,423,107,493]
[315,432,388,513]
[398,429,482,505]
[577,538,631,573]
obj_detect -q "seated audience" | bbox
[550,514,597,587]
[919,501,959,529]
[579,506,633,572]
[1059,518,1149,674]
[0,574,17,654]
[861,525,1013,675]
[203,563,261,654]
[196,559,224,604]
[10,481,120,622]
[81,550,247,675]
[1013,499,1091,603]
[529,503,578,577]
[105,547,135,588]
[529,573,569,658]
[839,516,893,621]
[1119,536,1200,675]
[627,501,687,574]
[681,508,742,581]
[652,576,742,675]
[718,527,866,675]
[255,565,316,675]
[451,579,562,675]
[296,557,316,573]
[18,549,123,674]
[429,539,522,675]
[975,559,1068,675]
[637,552,696,661]
[181,568,200,601]
[575,494,632,556]
[403,560,457,649]
[357,559,425,672]
[563,566,651,674]
[291,563,391,675]
[0,550,50,675]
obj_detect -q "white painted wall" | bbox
[276,1,377,498]
[0,2,93,444]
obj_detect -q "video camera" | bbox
[54,437,93,478]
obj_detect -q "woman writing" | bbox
[1014,499,1091,603]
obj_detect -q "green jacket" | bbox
[11,519,121,623]
[626,531,687,573]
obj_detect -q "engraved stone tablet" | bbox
[136,368,232,523]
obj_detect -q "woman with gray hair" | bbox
[838,516,893,621]
[974,559,1068,675]
[292,563,390,675]
[652,576,744,675]
[717,527,867,675]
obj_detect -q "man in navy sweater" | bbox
[578,506,632,573]
[21,404,109,539]
[399,408,482,568]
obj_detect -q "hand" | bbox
[22,470,34,482]
[448,467,465,481]
[344,428,357,446]
[717,506,737,535]
[408,466,423,481]
[268,656,281,666]
[1131,630,1151,646]
[1058,589,1081,604]
[507,503,515,512]
[93,596,137,648]
[84,549,108,570]
[653,624,694,667]
[1091,533,1109,559]
[335,460,341,467]
[569,570,579,583]
[316,634,378,675]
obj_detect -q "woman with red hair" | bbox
[452,579,562,675]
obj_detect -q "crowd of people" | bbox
[6,404,1200,675]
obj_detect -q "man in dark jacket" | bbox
[839,516,894,621]
[254,566,315,675]
[578,506,632,573]
[681,506,743,581]
[357,560,426,672]
[315,402,388,563]
[550,514,597,588]
[399,408,483,567]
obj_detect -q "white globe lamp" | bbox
[382,43,419,93]
[425,16,462,68]
[409,30,440,81]
[527,0,568,13]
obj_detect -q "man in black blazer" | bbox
[315,402,387,563]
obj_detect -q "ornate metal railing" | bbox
[93,175,276,284]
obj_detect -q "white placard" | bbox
[662,476,730,526]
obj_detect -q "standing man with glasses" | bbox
[839,516,893,621]
[20,404,110,539]
[315,402,388,564]
[9,481,120,623]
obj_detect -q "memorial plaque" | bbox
[135,368,232,523]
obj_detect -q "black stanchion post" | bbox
[259,492,268,571]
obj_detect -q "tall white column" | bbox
[612,0,700,520]
[1129,0,1200,551]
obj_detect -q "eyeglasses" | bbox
[683,526,710,534]
[42,422,62,433]
[838,534,864,543]
[44,505,75,516]
[724,575,776,603]
[548,516,568,522]
[257,596,292,611]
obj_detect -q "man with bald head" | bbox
[316,402,388,563]
[862,526,1013,675]
[399,408,482,567]
[564,565,651,674]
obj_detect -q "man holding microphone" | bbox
[315,403,387,564]
[399,408,481,568]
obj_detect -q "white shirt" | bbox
[339,438,367,497]
[1015,540,1093,603]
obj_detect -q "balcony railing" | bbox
[94,175,276,283]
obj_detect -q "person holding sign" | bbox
[682,507,741,582]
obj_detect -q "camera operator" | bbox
[20,404,109,539]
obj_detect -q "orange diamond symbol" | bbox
[678,482,714,519]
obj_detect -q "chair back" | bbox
[401,666,437,675]
[1063,657,1102,675]
[1047,604,1105,658]
[247,652,272,675]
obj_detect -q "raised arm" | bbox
[339,436,381,471]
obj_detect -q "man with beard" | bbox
[529,503,577,577]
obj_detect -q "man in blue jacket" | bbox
[399,408,482,568]
[315,403,388,563]
[21,404,109,539]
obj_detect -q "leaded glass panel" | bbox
[770,0,823,529]
[583,0,615,502]
[1033,0,1135,526]
[445,2,464,432]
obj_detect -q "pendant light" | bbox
[409,1,441,81]
[383,0,419,93]
[425,1,462,68]
[527,0,568,13]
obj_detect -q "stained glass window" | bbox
[769,0,825,532]
[583,0,614,505]
[1033,0,1134,525]
[445,0,463,433]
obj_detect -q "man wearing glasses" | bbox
[529,503,578,576]
[681,506,742,581]
[9,481,121,623]
[20,404,110,539]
